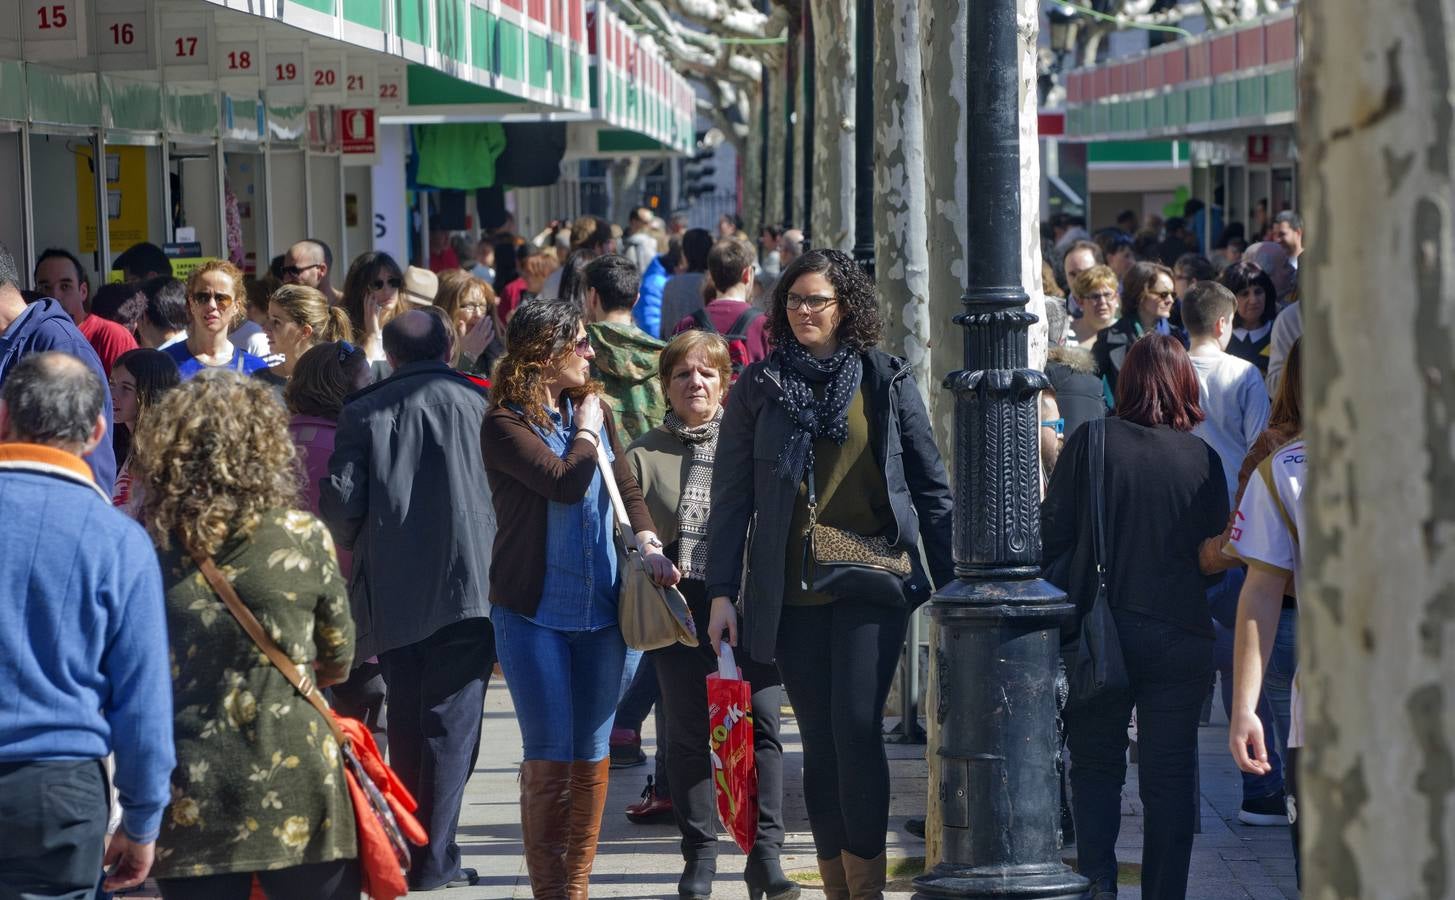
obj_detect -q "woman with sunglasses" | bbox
[704,250,954,899]
[481,299,679,898]
[1091,260,1188,406]
[341,251,405,363]
[162,260,268,379]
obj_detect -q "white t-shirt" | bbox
[1190,353,1271,503]
[1228,438,1307,747]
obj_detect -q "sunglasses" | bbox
[785,292,837,312]
[280,264,322,278]
[1148,290,1176,300]
[571,336,593,358]
[370,277,403,291]
[1041,417,1065,436]
[190,291,235,309]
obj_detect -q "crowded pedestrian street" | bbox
[0,0,1445,899]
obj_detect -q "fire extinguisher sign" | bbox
[342,108,376,155]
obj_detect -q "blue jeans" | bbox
[1214,578,1297,800]
[1065,610,1214,899]
[493,607,627,762]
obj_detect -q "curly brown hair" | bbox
[132,370,300,557]
[490,298,599,429]
[768,249,882,351]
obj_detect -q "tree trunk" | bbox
[1018,0,1047,372]
[808,0,855,250]
[764,60,786,229]
[1300,4,1455,897]
[741,94,765,235]
[919,0,966,871]
[873,0,930,401]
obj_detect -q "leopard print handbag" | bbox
[800,461,914,606]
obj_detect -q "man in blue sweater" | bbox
[0,352,173,897]
[0,241,116,492]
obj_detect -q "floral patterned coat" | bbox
[153,509,357,879]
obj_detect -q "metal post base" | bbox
[913,861,1089,899]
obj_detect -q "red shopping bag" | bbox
[708,642,758,854]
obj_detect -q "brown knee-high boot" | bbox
[840,850,886,900]
[564,758,610,900]
[520,760,573,899]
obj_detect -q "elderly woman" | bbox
[1091,260,1187,405]
[132,371,357,898]
[481,299,679,897]
[435,270,504,375]
[705,249,954,898]
[1042,335,1229,900]
[627,331,796,900]
[257,285,355,387]
[1067,264,1120,348]
[162,260,268,378]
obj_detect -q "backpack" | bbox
[689,305,764,378]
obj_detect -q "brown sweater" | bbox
[481,401,657,616]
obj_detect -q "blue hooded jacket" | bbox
[633,254,670,339]
[0,299,116,491]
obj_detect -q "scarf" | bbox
[773,340,862,483]
[664,407,722,580]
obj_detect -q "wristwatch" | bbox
[641,535,664,551]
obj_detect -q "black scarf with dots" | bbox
[773,340,863,483]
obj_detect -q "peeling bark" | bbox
[874,0,931,401]
[1301,3,1455,897]
[807,0,855,250]
[1019,1,1047,372]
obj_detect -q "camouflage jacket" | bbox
[587,321,666,443]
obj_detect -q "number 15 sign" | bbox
[8,0,89,60]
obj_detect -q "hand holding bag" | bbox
[192,552,426,900]
[800,459,914,606]
[1065,418,1130,709]
[594,441,698,651]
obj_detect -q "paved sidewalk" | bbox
[448,675,1298,899]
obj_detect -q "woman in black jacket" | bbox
[704,250,954,899]
[1042,334,1229,900]
[1091,261,1188,406]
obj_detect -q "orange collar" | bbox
[0,442,107,498]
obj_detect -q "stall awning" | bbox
[1060,8,1296,143]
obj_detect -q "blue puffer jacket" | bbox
[0,299,116,491]
[633,255,670,338]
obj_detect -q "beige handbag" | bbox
[594,441,698,651]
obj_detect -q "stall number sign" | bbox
[161,24,210,73]
[268,51,304,87]
[24,0,86,56]
[95,8,152,67]
[310,52,345,102]
[376,66,405,111]
[346,64,372,102]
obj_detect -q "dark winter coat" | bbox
[703,348,955,664]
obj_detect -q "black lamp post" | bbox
[912,2,1089,898]
[851,0,874,276]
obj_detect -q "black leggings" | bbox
[654,580,786,863]
[157,859,360,900]
[776,600,908,860]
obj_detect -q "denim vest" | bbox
[525,399,620,631]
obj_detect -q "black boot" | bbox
[678,855,716,900]
[744,852,800,900]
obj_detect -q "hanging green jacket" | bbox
[414,123,508,190]
[587,321,666,443]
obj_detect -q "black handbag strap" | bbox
[1089,417,1108,575]
[804,458,819,528]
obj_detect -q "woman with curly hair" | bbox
[162,260,268,378]
[340,251,404,362]
[132,371,358,898]
[703,249,955,898]
[480,299,679,897]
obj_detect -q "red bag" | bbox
[707,643,758,854]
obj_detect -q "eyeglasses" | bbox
[370,277,403,291]
[785,293,837,312]
[280,264,322,279]
[1041,418,1065,436]
[190,291,235,309]
[1083,290,1117,303]
[572,336,593,358]
[337,341,358,364]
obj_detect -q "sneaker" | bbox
[609,728,646,769]
[625,776,675,824]
[905,817,925,839]
[1238,792,1288,826]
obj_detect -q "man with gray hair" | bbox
[0,240,116,490]
[320,308,496,890]
[0,352,173,896]
[778,228,805,270]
